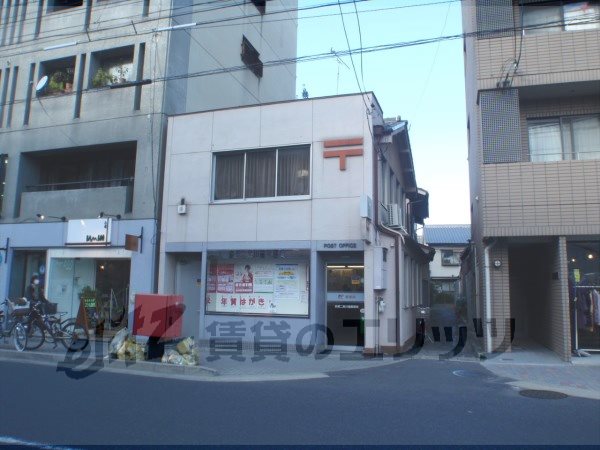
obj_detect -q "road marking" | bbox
[0,435,77,449]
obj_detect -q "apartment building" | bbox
[0,0,297,337]
[462,0,600,361]
[158,93,433,353]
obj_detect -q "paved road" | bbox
[0,359,598,446]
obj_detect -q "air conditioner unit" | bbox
[379,202,389,225]
[386,203,401,228]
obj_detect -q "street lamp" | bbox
[36,213,66,222]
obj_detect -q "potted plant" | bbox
[48,70,66,94]
[92,67,115,88]
[64,67,75,92]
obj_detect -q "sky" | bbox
[295,0,470,225]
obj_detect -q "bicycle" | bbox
[0,299,28,352]
[23,300,89,352]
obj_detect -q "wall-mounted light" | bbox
[36,213,66,222]
[493,259,502,269]
[98,212,121,220]
[588,253,595,260]
[43,41,78,51]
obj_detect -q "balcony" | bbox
[21,178,133,219]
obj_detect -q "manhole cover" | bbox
[519,389,568,400]
[452,369,488,378]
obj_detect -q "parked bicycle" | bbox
[23,300,89,352]
[0,299,28,352]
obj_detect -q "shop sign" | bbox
[317,241,364,251]
[66,219,112,246]
[326,292,365,302]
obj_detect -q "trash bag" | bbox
[116,337,146,361]
[161,349,184,365]
[109,328,130,356]
[176,337,195,355]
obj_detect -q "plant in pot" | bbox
[48,70,66,94]
[92,67,116,88]
[64,67,75,92]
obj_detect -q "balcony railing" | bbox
[26,177,134,192]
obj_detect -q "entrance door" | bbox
[174,255,202,338]
[326,264,365,347]
[95,259,130,332]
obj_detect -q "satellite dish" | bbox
[35,75,48,94]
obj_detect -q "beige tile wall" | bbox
[482,159,600,237]
[475,29,600,90]
[550,236,571,361]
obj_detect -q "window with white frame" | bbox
[528,115,600,162]
[522,1,599,35]
[441,250,461,266]
[213,145,310,201]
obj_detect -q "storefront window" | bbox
[9,251,47,299]
[206,249,310,317]
[47,257,130,333]
[568,241,600,351]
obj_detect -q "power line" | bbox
[337,0,365,94]
[0,0,369,54]
[172,16,261,104]
[0,0,460,60]
[1,13,599,111]
[411,1,453,124]
[352,0,365,91]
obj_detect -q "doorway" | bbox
[95,259,130,332]
[326,264,365,347]
[174,254,202,338]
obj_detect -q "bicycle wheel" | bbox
[25,320,45,350]
[12,323,28,352]
[60,319,89,352]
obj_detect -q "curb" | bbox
[0,351,332,383]
[0,348,218,378]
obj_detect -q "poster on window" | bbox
[206,261,308,316]
[275,264,300,301]
[217,264,234,293]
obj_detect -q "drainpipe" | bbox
[372,132,401,354]
[483,239,497,354]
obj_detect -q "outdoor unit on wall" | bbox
[379,202,389,226]
[373,246,388,290]
[386,203,401,228]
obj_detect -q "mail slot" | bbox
[133,294,185,338]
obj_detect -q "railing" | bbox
[25,177,134,192]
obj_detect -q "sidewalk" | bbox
[481,341,600,400]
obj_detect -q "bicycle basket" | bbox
[8,298,30,316]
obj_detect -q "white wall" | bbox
[429,246,465,279]
[162,94,377,246]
